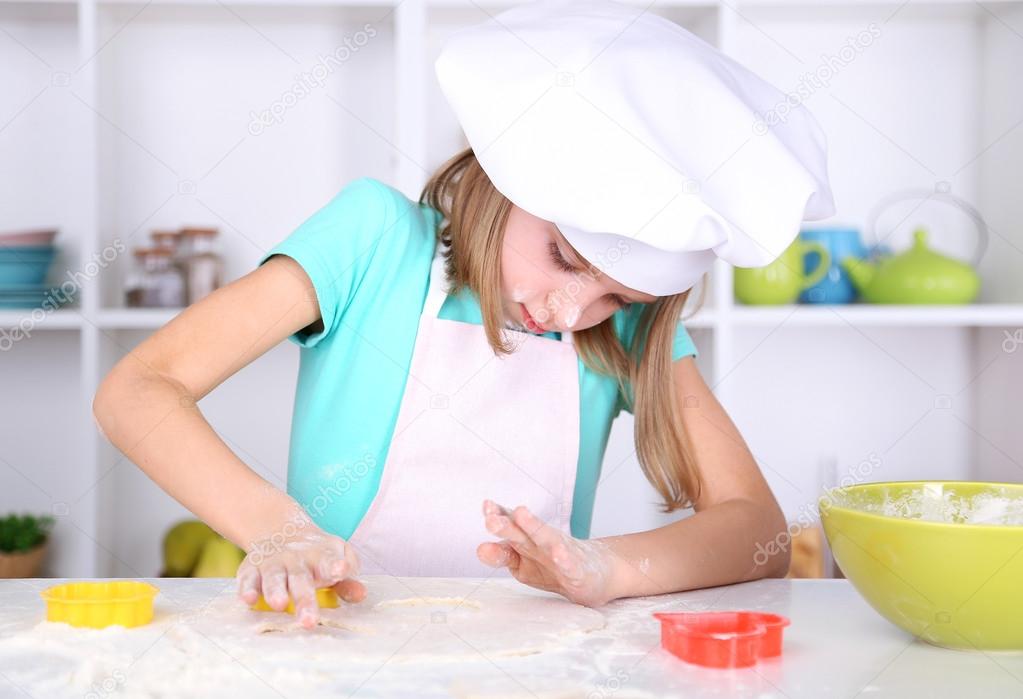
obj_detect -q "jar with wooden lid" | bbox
[151,229,186,297]
[126,247,186,308]
[150,229,181,253]
[180,227,222,305]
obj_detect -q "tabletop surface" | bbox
[1,576,1021,698]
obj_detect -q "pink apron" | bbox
[347,244,581,577]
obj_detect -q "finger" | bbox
[313,553,347,585]
[287,565,319,629]
[511,506,563,553]
[343,542,362,578]
[476,540,518,568]
[237,563,261,605]
[260,562,290,612]
[508,507,591,589]
[332,578,367,604]
[482,499,512,518]
[484,510,537,553]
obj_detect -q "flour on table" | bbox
[245,577,606,661]
[0,576,608,698]
[374,595,483,611]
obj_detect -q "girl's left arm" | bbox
[478,356,791,606]
[597,354,792,600]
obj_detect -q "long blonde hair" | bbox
[419,148,706,512]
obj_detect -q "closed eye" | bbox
[549,241,632,310]
[547,241,576,273]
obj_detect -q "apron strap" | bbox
[424,243,575,346]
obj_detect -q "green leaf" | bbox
[0,514,54,553]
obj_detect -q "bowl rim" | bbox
[818,479,1023,530]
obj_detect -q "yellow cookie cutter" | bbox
[251,587,339,614]
[41,581,159,629]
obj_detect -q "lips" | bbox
[520,303,547,333]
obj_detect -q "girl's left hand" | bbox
[476,499,618,607]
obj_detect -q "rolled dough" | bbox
[245,576,607,662]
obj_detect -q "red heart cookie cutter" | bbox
[652,610,791,668]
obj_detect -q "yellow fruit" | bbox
[192,536,246,578]
[162,520,217,577]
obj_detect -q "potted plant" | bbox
[0,514,54,578]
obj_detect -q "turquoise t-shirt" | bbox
[258,177,698,540]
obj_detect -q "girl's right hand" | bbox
[236,522,366,629]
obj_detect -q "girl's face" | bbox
[500,204,659,334]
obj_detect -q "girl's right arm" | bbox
[92,254,365,627]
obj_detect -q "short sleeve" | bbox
[614,305,699,415]
[257,177,394,348]
[672,319,699,362]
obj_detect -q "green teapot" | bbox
[843,190,987,304]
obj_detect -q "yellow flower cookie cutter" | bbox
[41,581,159,629]
[251,587,339,614]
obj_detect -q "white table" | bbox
[0,576,1020,698]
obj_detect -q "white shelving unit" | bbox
[2,0,1021,577]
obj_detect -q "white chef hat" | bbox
[435,0,836,296]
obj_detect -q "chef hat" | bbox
[435,0,836,296]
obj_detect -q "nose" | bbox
[540,285,604,330]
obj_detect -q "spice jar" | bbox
[127,247,186,308]
[124,250,146,308]
[151,229,187,301]
[180,227,223,305]
[150,229,181,254]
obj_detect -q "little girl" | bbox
[94,0,834,629]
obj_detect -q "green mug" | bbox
[734,240,831,305]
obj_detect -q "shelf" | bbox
[8,305,1023,331]
[94,308,183,329]
[3,0,1017,5]
[94,0,396,5]
[680,308,715,328]
[425,0,720,6]
[735,0,1023,6]
[0,308,83,330]
[730,304,1023,327]
[0,308,182,330]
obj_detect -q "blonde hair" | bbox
[419,148,706,512]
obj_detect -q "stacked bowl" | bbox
[0,230,61,309]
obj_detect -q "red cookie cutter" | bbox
[652,610,790,668]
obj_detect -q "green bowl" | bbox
[819,480,1023,651]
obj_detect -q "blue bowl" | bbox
[0,245,55,256]
[0,248,56,285]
